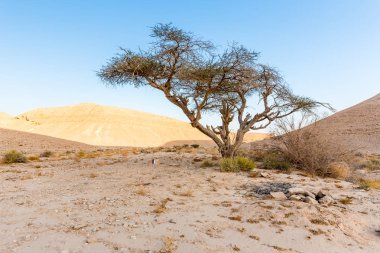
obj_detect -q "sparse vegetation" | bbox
[160,236,176,253]
[178,190,193,197]
[339,196,353,205]
[136,186,148,196]
[220,156,255,172]
[40,150,53,158]
[200,160,215,168]
[262,152,290,171]
[27,155,40,162]
[153,198,171,214]
[326,162,351,179]
[272,113,352,178]
[2,150,27,164]
[366,157,380,171]
[359,179,380,190]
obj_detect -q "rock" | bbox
[260,172,269,178]
[248,171,260,178]
[318,195,334,205]
[287,187,306,195]
[316,190,328,200]
[289,195,302,201]
[269,191,288,200]
[288,188,315,198]
[305,191,316,199]
[304,196,318,205]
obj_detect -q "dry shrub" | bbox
[273,113,352,178]
[200,160,215,168]
[366,157,380,171]
[2,150,27,164]
[153,198,171,214]
[40,150,53,158]
[160,236,176,253]
[136,186,148,196]
[28,156,40,162]
[359,179,380,190]
[325,162,351,179]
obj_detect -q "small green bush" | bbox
[191,144,200,148]
[263,152,290,170]
[220,157,255,172]
[40,150,53,158]
[3,150,27,164]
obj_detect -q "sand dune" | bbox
[0,103,268,147]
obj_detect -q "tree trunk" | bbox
[219,145,237,158]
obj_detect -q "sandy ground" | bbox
[1,150,379,253]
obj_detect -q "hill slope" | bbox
[314,93,380,153]
[0,128,93,154]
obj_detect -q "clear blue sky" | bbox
[1,0,379,126]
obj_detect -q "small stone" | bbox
[304,196,318,205]
[305,191,316,199]
[289,195,302,201]
[288,188,307,196]
[269,192,288,200]
[248,171,260,178]
[260,172,269,178]
[316,190,328,200]
[130,235,137,240]
[318,195,334,205]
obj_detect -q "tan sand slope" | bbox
[0,128,93,154]
[0,103,267,147]
[313,93,380,153]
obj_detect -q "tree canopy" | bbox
[98,24,328,157]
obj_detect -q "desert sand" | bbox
[0,148,379,253]
[0,103,268,147]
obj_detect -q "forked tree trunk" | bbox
[219,145,237,158]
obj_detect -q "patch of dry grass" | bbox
[178,190,193,197]
[27,156,40,162]
[136,186,149,196]
[359,179,380,190]
[339,196,353,205]
[153,198,171,214]
[159,236,176,253]
[228,215,242,222]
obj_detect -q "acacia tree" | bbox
[98,24,326,157]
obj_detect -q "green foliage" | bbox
[263,152,290,170]
[2,150,27,164]
[220,157,255,172]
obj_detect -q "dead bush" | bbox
[273,113,353,178]
[325,162,351,179]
